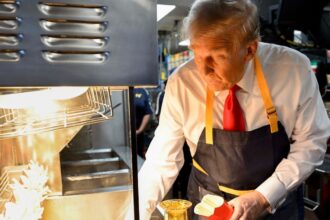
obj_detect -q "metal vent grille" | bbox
[0,1,110,63]
[0,1,23,61]
[0,0,157,86]
[39,2,110,63]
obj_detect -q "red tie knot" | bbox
[229,85,240,94]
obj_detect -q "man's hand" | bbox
[228,191,270,220]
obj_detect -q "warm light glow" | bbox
[41,150,54,163]
[32,101,60,117]
[157,4,176,22]
[179,39,190,46]
[48,87,88,100]
[0,87,88,109]
[0,161,50,220]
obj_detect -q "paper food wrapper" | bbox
[194,194,233,220]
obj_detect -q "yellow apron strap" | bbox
[192,159,253,196]
[192,159,209,176]
[254,56,278,133]
[205,87,214,145]
[218,185,253,196]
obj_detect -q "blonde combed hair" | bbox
[184,0,260,50]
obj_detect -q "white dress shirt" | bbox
[137,42,330,219]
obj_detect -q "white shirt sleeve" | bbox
[137,76,186,219]
[256,66,330,211]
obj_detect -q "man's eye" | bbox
[216,55,226,60]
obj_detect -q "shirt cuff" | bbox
[141,199,156,220]
[142,211,152,220]
[256,175,287,213]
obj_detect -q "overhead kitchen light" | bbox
[179,39,190,46]
[157,4,176,22]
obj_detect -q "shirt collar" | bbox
[237,59,260,95]
[214,59,260,96]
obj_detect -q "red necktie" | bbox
[223,85,245,131]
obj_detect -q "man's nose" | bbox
[203,57,214,75]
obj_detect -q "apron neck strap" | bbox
[254,56,279,133]
[206,87,214,145]
[205,56,278,145]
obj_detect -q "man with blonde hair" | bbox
[132,0,330,219]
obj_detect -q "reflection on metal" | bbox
[0,88,133,219]
[43,189,132,220]
[0,165,26,211]
[11,126,82,195]
[0,1,19,14]
[40,19,108,33]
[0,17,20,30]
[60,147,131,196]
[0,87,112,139]
[38,3,107,18]
[0,49,24,61]
[41,35,109,49]
[0,34,23,46]
[42,51,110,63]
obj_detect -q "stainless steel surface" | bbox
[0,0,153,215]
[0,49,24,61]
[0,124,83,197]
[41,36,109,49]
[0,165,26,211]
[0,34,22,46]
[304,197,319,212]
[0,87,138,220]
[63,168,129,189]
[42,51,109,63]
[65,169,129,180]
[61,148,116,160]
[17,126,83,195]
[43,189,132,220]
[0,1,18,14]
[0,89,135,219]
[0,87,112,139]
[38,3,107,18]
[62,158,127,174]
[40,19,108,33]
[60,146,131,196]
[0,0,157,86]
[91,90,130,147]
[0,18,19,30]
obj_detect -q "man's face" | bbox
[190,36,249,91]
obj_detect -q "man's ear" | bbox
[245,40,258,61]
